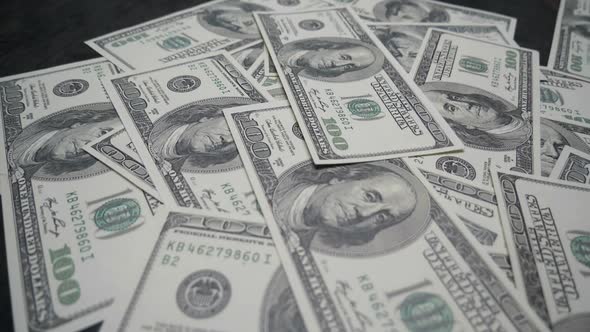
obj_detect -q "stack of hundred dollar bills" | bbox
[2,0,590,331]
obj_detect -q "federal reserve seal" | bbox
[435,156,476,180]
[53,79,89,97]
[298,19,324,31]
[167,75,201,93]
[177,270,231,319]
[400,292,453,332]
[94,198,141,232]
[571,235,590,268]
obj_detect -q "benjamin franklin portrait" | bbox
[372,26,423,72]
[423,83,531,150]
[198,0,270,39]
[149,99,251,173]
[11,104,119,180]
[540,118,590,176]
[272,161,431,257]
[373,0,450,23]
[277,37,385,82]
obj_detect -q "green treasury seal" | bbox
[347,99,383,120]
[94,198,141,232]
[158,35,192,51]
[400,292,453,332]
[458,56,489,74]
[571,235,590,268]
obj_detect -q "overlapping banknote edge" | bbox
[412,163,516,281]
[549,145,590,182]
[0,58,132,332]
[0,0,584,331]
[539,113,590,177]
[490,167,590,330]
[547,0,590,82]
[100,50,271,220]
[83,127,162,200]
[254,7,465,165]
[343,0,518,38]
[410,27,542,177]
[224,100,550,332]
[97,206,282,332]
[84,0,261,71]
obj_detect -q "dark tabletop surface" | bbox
[0,0,560,330]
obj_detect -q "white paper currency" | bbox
[368,23,516,73]
[492,169,590,330]
[230,40,264,72]
[548,0,590,81]
[225,101,548,332]
[412,29,540,187]
[541,67,590,83]
[83,128,160,199]
[0,59,163,332]
[414,165,513,281]
[255,7,463,164]
[105,210,308,332]
[549,145,590,184]
[248,55,287,100]
[103,51,269,220]
[86,0,332,71]
[540,67,590,124]
[341,0,517,37]
[540,115,590,176]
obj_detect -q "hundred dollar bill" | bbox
[540,67,590,125]
[540,115,590,176]
[86,0,332,71]
[225,101,549,332]
[84,128,160,199]
[548,0,590,80]
[340,0,517,37]
[367,23,515,73]
[103,210,307,332]
[492,169,590,330]
[549,145,590,184]
[103,51,269,220]
[255,7,463,164]
[231,40,264,72]
[0,59,163,332]
[249,55,287,100]
[412,29,540,186]
[414,165,513,280]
